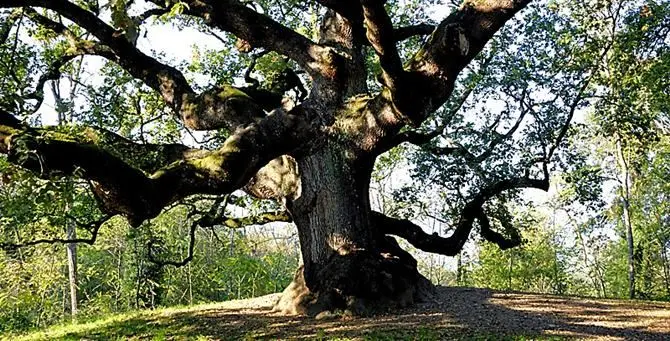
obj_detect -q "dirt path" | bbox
[17,287,670,340]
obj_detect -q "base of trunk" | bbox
[274,247,434,317]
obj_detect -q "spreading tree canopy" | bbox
[1,0,660,315]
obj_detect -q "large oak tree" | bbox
[0,0,559,315]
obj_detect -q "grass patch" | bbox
[4,303,233,341]
[4,307,569,341]
[7,287,665,340]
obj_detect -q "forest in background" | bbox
[0,0,669,334]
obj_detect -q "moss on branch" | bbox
[0,108,306,226]
[221,211,292,229]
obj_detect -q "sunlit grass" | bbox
[2,292,578,341]
[5,302,231,341]
[5,303,568,341]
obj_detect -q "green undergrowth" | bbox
[1,303,222,341]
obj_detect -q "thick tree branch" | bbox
[133,8,168,24]
[1,0,275,131]
[376,173,547,255]
[0,108,309,226]
[317,9,370,97]
[1,117,203,173]
[0,214,111,250]
[361,0,404,91]
[375,0,532,129]
[375,206,516,256]
[476,209,520,250]
[314,0,362,23]
[3,108,299,208]
[375,211,471,256]
[546,76,593,162]
[0,10,21,44]
[0,0,197,110]
[211,211,292,229]
[0,108,22,129]
[369,26,502,156]
[147,195,291,267]
[315,1,434,42]
[21,8,87,110]
[394,24,435,41]
[375,71,480,154]
[24,53,80,110]
[153,0,329,79]
[0,0,211,125]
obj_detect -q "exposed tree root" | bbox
[274,247,434,317]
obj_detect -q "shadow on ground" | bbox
[46,287,670,340]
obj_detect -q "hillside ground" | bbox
[5,287,670,341]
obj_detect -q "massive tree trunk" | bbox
[0,0,536,317]
[275,142,433,316]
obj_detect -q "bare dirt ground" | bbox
[194,287,670,340]
[20,287,670,340]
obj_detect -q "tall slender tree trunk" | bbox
[66,216,78,318]
[116,249,123,311]
[660,241,670,297]
[274,143,432,316]
[188,260,193,305]
[53,81,78,319]
[508,251,514,291]
[616,136,635,299]
[456,252,463,285]
[576,226,597,295]
[592,248,607,298]
[572,216,606,297]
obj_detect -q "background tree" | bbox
[557,0,670,299]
